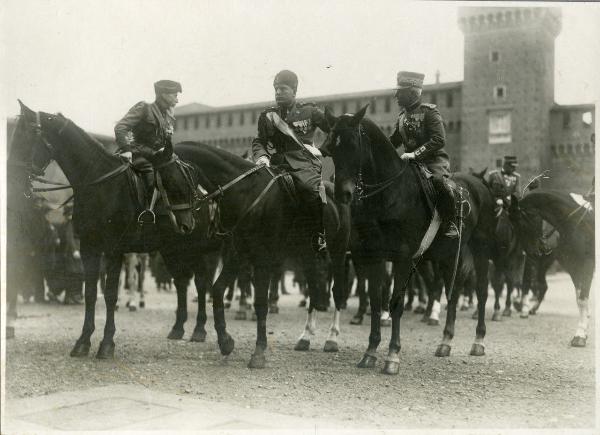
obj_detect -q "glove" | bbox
[120,151,133,162]
[73,250,81,260]
[496,199,504,206]
[400,152,415,161]
[256,156,270,167]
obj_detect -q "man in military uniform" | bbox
[487,155,521,206]
[252,70,330,251]
[390,71,458,237]
[114,80,181,194]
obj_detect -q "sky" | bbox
[1,0,599,136]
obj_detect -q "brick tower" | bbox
[458,7,562,182]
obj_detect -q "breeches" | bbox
[423,155,451,178]
[274,162,326,207]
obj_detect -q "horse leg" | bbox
[470,251,489,356]
[138,254,146,308]
[435,258,463,357]
[248,265,270,368]
[211,259,236,356]
[424,264,443,326]
[357,260,384,368]
[126,254,139,311]
[236,260,252,320]
[191,258,209,342]
[268,272,280,314]
[351,263,367,325]
[503,273,514,317]
[530,256,551,315]
[96,252,122,359]
[70,246,100,357]
[167,275,189,340]
[323,249,347,352]
[569,258,593,347]
[491,264,503,321]
[383,259,411,375]
[380,262,392,326]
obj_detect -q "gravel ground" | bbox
[5,272,595,430]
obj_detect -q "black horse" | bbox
[321,107,495,374]
[151,142,351,367]
[509,189,594,347]
[16,102,221,358]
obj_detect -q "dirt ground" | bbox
[4,272,595,430]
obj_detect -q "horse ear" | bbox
[324,106,338,128]
[18,99,34,117]
[351,104,369,125]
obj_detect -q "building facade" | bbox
[172,6,594,193]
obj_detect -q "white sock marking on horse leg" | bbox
[575,297,590,338]
[298,310,317,342]
[430,300,441,321]
[326,310,341,342]
[380,311,390,321]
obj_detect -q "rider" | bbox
[252,70,330,251]
[390,71,458,238]
[114,80,182,195]
[488,155,521,207]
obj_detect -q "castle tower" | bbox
[458,7,562,181]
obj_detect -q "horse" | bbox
[508,189,594,347]
[15,102,221,358]
[321,106,495,374]
[490,205,526,320]
[150,141,351,367]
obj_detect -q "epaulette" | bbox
[260,106,279,115]
[298,101,317,108]
[421,103,437,109]
[132,101,148,110]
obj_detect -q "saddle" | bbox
[411,162,437,217]
[267,165,300,208]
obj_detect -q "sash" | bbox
[266,111,322,159]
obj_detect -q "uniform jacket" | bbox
[114,101,175,152]
[390,101,449,163]
[488,169,521,199]
[251,101,329,170]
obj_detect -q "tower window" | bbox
[563,112,571,129]
[227,113,233,127]
[240,112,245,126]
[205,116,210,128]
[489,111,512,144]
[490,51,500,63]
[217,114,222,128]
[493,85,507,100]
[194,116,199,129]
[446,91,453,108]
[183,117,188,130]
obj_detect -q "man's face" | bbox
[274,84,296,107]
[395,87,415,108]
[158,92,179,109]
[503,163,516,174]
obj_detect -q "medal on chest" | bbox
[292,119,310,135]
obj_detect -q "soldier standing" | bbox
[252,70,330,251]
[488,155,521,206]
[390,71,458,237]
[114,80,182,194]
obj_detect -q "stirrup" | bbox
[444,222,459,238]
[137,209,156,225]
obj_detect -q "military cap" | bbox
[396,71,425,89]
[503,155,519,167]
[154,80,182,94]
[273,70,298,93]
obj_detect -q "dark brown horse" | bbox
[150,142,351,367]
[15,102,220,359]
[509,189,594,346]
[321,106,495,374]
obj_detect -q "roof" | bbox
[175,81,463,116]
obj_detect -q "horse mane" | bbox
[361,117,394,148]
[61,116,117,160]
[175,141,255,171]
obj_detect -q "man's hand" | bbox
[73,250,81,260]
[256,156,270,167]
[400,152,415,161]
[496,199,504,206]
[120,151,133,162]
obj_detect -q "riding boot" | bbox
[433,175,459,239]
[141,171,154,205]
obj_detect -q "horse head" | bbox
[507,194,546,257]
[140,142,197,236]
[322,105,369,205]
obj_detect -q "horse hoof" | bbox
[350,315,363,325]
[247,352,266,369]
[224,301,231,309]
[128,305,137,312]
[139,301,145,309]
[492,311,502,321]
[520,312,529,319]
[382,360,400,375]
[167,328,184,340]
[218,334,235,356]
[470,343,485,356]
[235,310,247,321]
[414,306,425,314]
[471,310,478,320]
[190,329,206,342]
[357,353,377,368]
[570,336,587,347]
[502,309,511,317]
[96,341,115,359]
[427,318,439,326]
[70,341,90,357]
[323,340,339,353]
[294,339,310,351]
[6,326,15,339]
[381,318,392,327]
[269,305,279,314]
[435,344,451,357]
